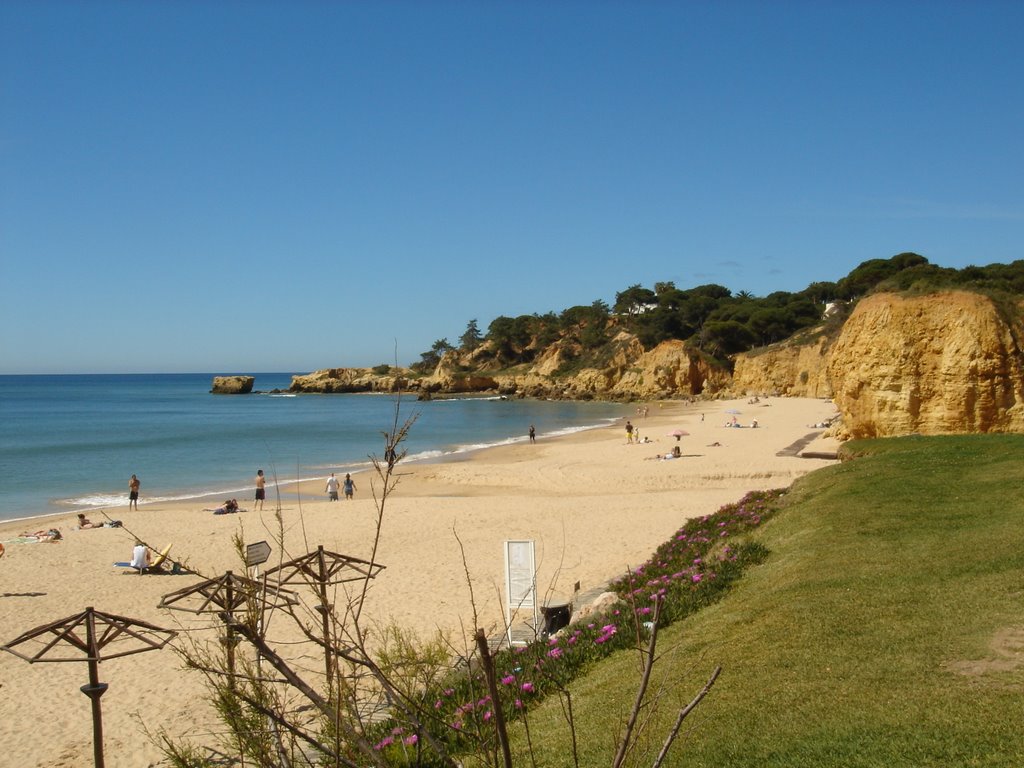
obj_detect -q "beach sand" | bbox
[0,396,840,767]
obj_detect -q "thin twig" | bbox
[651,666,722,768]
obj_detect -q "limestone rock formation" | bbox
[289,368,409,393]
[211,375,255,394]
[732,333,832,398]
[283,290,1024,439]
[827,292,1024,437]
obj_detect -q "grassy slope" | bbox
[510,435,1024,767]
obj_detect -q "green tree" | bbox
[459,319,483,352]
[614,285,657,316]
[701,320,757,356]
[412,338,454,373]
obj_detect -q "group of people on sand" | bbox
[724,416,758,428]
[325,473,356,501]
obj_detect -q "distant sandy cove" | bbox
[0,396,840,768]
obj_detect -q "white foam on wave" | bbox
[49,419,617,512]
[404,418,618,462]
[431,395,507,402]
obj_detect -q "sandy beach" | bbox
[0,396,840,767]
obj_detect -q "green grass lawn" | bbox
[509,435,1024,767]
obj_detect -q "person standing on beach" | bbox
[128,474,140,510]
[625,420,634,444]
[343,473,356,500]
[255,469,266,510]
[529,425,536,443]
[326,473,340,501]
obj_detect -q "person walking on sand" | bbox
[255,469,266,510]
[128,474,140,510]
[326,473,340,501]
[529,424,536,443]
[343,473,356,500]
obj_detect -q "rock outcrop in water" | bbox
[211,375,255,394]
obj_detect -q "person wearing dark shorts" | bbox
[255,469,266,510]
[129,474,140,510]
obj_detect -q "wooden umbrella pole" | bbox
[80,608,109,768]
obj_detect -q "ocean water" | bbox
[0,374,625,522]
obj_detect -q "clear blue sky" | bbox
[2,1,1021,374]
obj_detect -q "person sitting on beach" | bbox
[672,445,681,458]
[751,419,758,428]
[130,540,151,570]
[76,513,99,529]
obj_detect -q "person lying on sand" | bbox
[76,514,100,529]
[206,499,241,515]
[21,528,62,542]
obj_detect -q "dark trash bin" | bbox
[541,603,571,637]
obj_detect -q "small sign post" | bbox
[246,540,272,573]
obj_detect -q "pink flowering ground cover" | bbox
[370,488,786,764]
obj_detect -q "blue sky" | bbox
[2,1,1021,374]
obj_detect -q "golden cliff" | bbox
[289,291,1024,438]
[826,292,1024,437]
[731,333,832,399]
[289,338,728,400]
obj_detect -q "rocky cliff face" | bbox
[731,333,832,398]
[288,336,724,401]
[289,368,410,393]
[826,292,1024,437]
[286,291,1024,438]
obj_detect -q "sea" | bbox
[0,373,626,523]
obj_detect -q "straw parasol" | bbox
[3,606,177,768]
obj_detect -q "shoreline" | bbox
[3,416,624,528]
[0,396,841,768]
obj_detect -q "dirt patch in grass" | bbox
[947,625,1024,676]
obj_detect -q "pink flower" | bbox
[403,734,418,746]
[501,674,515,685]
[547,647,563,659]
[375,736,394,750]
[521,682,535,693]
[692,573,703,583]
[483,710,493,722]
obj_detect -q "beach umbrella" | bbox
[264,545,386,695]
[725,409,742,415]
[667,429,690,441]
[159,571,298,686]
[3,606,177,768]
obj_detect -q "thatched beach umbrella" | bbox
[264,545,386,694]
[2,606,177,768]
[159,570,298,685]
